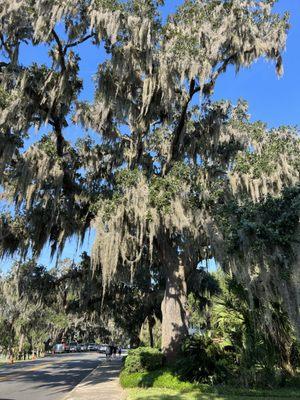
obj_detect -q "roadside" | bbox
[63,357,125,400]
[0,352,71,371]
[0,354,48,368]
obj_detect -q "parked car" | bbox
[77,343,87,352]
[69,342,77,352]
[87,343,98,351]
[63,342,70,352]
[98,344,108,354]
[52,343,64,354]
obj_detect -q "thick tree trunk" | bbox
[161,260,189,363]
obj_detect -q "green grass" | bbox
[120,369,201,391]
[126,387,300,400]
[121,369,300,400]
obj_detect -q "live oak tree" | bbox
[0,256,111,356]
[0,0,299,360]
[0,260,58,356]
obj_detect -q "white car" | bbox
[98,344,108,353]
[87,343,98,351]
[52,343,64,354]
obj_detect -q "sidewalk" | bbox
[63,357,126,400]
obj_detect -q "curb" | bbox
[62,359,102,400]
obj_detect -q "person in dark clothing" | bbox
[105,345,112,360]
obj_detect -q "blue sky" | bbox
[1,0,299,272]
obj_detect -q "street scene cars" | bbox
[52,343,64,354]
[98,344,108,353]
[52,342,109,353]
[87,343,98,351]
[77,343,87,352]
[69,342,78,352]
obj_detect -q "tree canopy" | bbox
[0,0,299,359]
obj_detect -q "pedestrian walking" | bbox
[105,344,112,360]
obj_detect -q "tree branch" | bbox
[64,33,96,52]
[202,55,236,96]
[165,55,237,172]
[51,116,65,157]
[166,79,196,170]
[0,33,11,57]
[51,29,66,72]
[0,61,9,69]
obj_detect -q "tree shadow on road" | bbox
[0,356,102,398]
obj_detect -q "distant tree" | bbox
[0,260,56,356]
[0,257,107,356]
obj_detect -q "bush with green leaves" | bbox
[290,341,300,371]
[174,336,236,384]
[124,347,164,373]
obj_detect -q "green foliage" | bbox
[215,185,300,256]
[149,175,181,212]
[139,316,162,349]
[0,0,298,384]
[208,271,296,387]
[290,341,300,371]
[116,168,142,188]
[149,163,193,212]
[175,336,235,385]
[234,125,300,178]
[0,85,10,109]
[187,268,221,332]
[122,367,300,398]
[94,0,121,11]
[97,193,122,221]
[124,347,165,373]
[0,255,112,356]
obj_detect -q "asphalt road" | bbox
[0,352,102,400]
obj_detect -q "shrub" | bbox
[120,371,146,388]
[174,336,236,384]
[290,341,300,370]
[124,347,164,373]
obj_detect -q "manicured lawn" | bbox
[122,369,300,400]
[121,360,300,400]
[126,388,300,400]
